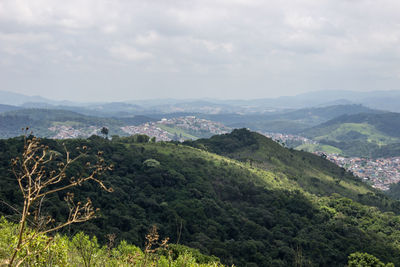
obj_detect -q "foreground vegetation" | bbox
[1,130,400,266]
[0,218,221,266]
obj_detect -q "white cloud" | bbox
[0,32,51,44]
[135,31,160,46]
[1,0,400,100]
[109,44,153,61]
[195,39,234,53]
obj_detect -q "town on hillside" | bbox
[121,116,230,141]
[263,131,400,191]
[48,123,400,191]
[315,153,400,191]
[48,116,230,142]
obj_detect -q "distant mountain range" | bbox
[2,89,400,114]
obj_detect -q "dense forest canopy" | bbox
[1,130,400,266]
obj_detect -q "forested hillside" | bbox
[302,112,400,157]
[184,129,392,206]
[1,131,400,266]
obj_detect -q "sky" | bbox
[1,0,400,102]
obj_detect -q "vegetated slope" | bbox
[184,129,400,210]
[0,219,221,266]
[386,182,400,200]
[1,133,400,266]
[267,104,380,125]
[0,109,153,138]
[228,119,310,135]
[202,104,381,134]
[302,112,400,157]
[295,143,343,155]
[0,104,20,113]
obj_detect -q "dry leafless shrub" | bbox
[8,130,113,266]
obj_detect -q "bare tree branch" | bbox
[8,131,113,266]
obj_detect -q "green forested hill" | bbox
[302,112,400,157]
[0,109,155,138]
[304,112,400,139]
[184,129,386,204]
[203,104,381,134]
[0,109,122,138]
[1,131,400,266]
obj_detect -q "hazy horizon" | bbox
[3,89,400,105]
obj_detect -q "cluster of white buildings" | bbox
[121,116,230,142]
[48,125,98,139]
[158,116,230,135]
[261,132,317,145]
[120,123,171,141]
[317,153,400,190]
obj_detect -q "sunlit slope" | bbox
[295,143,343,154]
[184,129,390,204]
[302,112,400,157]
[1,133,400,266]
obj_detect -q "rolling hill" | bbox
[201,104,381,134]
[0,108,154,138]
[184,129,382,200]
[0,109,229,142]
[2,130,400,266]
[302,112,400,157]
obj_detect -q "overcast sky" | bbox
[1,0,400,102]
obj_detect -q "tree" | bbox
[348,252,394,267]
[7,133,113,266]
[101,127,109,139]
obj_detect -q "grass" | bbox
[296,144,343,154]
[156,124,198,140]
[315,123,399,145]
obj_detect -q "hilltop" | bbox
[184,129,384,201]
[1,130,400,266]
[0,109,227,141]
[302,112,400,157]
